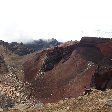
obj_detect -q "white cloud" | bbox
[0,0,112,42]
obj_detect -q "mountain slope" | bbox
[23,37,112,103]
[0,37,112,110]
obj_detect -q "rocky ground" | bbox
[1,89,112,112]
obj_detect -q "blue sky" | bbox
[0,0,112,42]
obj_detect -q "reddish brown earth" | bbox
[97,41,112,57]
[23,37,112,103]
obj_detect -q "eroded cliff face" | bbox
[23,37,112,103]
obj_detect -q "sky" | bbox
[0,0,112,43]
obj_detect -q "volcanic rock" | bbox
[23,37,112,103]
[0,37,112,105]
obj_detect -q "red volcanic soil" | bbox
[96,41,112,57]
[23,37,112,103]
[23,50,48,82]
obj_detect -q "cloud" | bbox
[0,0,112,42]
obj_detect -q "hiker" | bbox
[84,86,91,95]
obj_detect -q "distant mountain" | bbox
[0,40,34,56]
[25,38,61,51]
[0,38,61,56]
